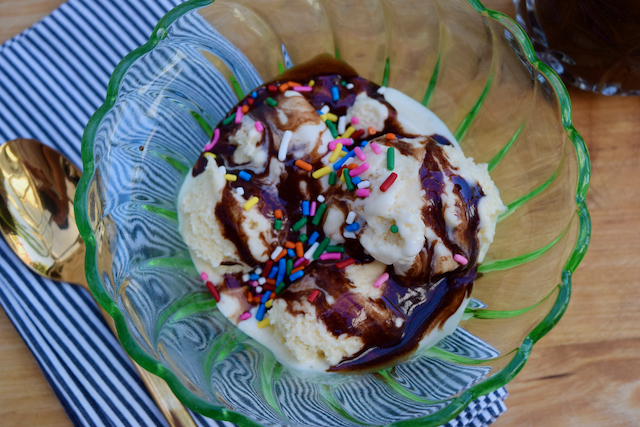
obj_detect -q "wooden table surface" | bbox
[1,1,638,426]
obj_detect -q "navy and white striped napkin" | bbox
[0,1,507,426]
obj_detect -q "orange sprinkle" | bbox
[288,81,302,87]
[274,209,283,219]
[279,83,289,92]
[247,293,253,303]
[295,241,304,258]
[270,292,276,299]
[266,278,276,285]
[368,126,376,135]
[241,105,249,114]
[347,163,358,170]
[295,159,313,171]
[285,241,296,249]
[385,133,396,140]
[291,265,305,274]
[274,249,287,262]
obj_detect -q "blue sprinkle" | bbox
[333,150,356,170]
[277,258,286,284]
[268,266,279,280]
[250,273,259,281]
[331,86,339,101]
[261,291,272,304]
[251,91,258,98]
[346,223,360,232]
[302,201,310,216]
[342,145,349,152]
[360,140,369,147]
[308,231,320,245]
[238,170,251,181]
[289,271,304,282]
[287,249,295,258]
[256,304,267,321]
[352,176,361,185]
[317,110,324,115]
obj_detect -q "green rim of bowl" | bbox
[74,1,591,425]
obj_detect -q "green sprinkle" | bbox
[298,234,308,243]
[292,217,307,232]
[344,170,354,191]
[325,119,338,138]
[387,147,395,170]
[390,225,399,233]
[274,219,282,230]
[313,238,331,259]
[275,282,286,294]
[222,113,236,125]
[341,81,347,86]
[311,203,327,226]
[328,171,337,185]
[286,259,293,275]
[326,245,345,253]
[266,97,277,107]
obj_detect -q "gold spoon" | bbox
[0,138,197,427]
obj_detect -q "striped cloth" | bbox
[0,1,507,426]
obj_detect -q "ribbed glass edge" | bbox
[73,0,592,425]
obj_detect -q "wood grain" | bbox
[1,1,639,426]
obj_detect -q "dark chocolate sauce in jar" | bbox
[192,55,482,372]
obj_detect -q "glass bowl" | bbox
[75,0,591,425]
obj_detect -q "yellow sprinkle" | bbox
[329,143,343,163]
[308,79,315,87]
[325,113,338,122]
[257,318,270,328]
[338,150,346,158]
[243,196,259,210]
[312,166,332,179]
[320,114,328,121]
[341,125,355,139]
[204,152,216,160]
[340,171,346,182]
[265,299,273,309]
[224,174,237,182]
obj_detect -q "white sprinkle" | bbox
[377,86,386,95]
[270,246,284,260]
[278,130,292,162]
[219,166,227,175]
[320,105,330,114]
[304,242,320,260]
[255,268,262,274]
[317,195,325,203]
[235,187,245,196]
[256,286,263,294]
[346,83,354,89]
[258,277,266,285]
[337,116,347,135]
[395,318,404,328]
[346,211,356,225]
[343,231,357,239]
[357,181,370,189]
[284,90,303,97]
[242,274,250,282]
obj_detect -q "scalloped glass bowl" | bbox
[75,0,590,426]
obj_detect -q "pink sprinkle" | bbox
[349,162,369,177]
[356,188,370,198]
[255,121,264,132]
[200,272,208,281]
[293,86,313,92]
[239,312,251,321]
[203,128,220,151]
[351,116,359,125]
[235,106,243,124]
[454,254,468,265]
[370,142,382,154]
[319,252,341,261]
[354,146,366,161]
[293,257,307,268]
[249,280,259,287]
[310,201,317,216]
[254,294,264,299]
[328,138,352,150]
[373,272,389,288]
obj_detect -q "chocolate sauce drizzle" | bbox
[192,55,483,372]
